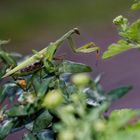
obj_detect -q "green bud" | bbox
[71,73,90,87]
[93,120,106,132]
[42,89,63,109]
[113,15,128,25]
[58,130,74,140]
[62,105,75,113]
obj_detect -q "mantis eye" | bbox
[74,28,80,35]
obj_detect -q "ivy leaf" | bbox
[59,60,92,74]
[0,120,14,139]
[107,86,132,101]
[33,110,53,133]
[102,40,132,59]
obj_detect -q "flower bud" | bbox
[42,89,63,109]
[72,73,90,87]
[113,15,128,25]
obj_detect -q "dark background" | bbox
[0,0,140,139]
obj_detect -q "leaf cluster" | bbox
[102,1,140,59]
[0,43,135,139]
[1,1,140,140]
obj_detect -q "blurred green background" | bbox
[0,0,133,53]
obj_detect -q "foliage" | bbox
[102,3,140,59]
[0,29,100,139]
[0,1,140,140]
[131,0,140,10]
[0,39,137,139]
[55,95,140,140]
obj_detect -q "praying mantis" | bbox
[2,28,100,78]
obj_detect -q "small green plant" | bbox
[102,1,140,59]
[131,0,140,10]
[0,1,140,140]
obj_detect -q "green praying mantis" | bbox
[2,28,100,78]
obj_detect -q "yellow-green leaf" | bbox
[102,40,132,59]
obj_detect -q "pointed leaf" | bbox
[0,50,16,66]
[0,120,14,139]
[33,110,53,133]
[7,104,35,117]
[102,40,132,59]
[107,86,132,101]
[59,60,92,74]
[33,78,51,98]
[0,83,18,104]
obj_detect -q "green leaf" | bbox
[0,83,17,104]
[59,60,92,74]
[108,109,140,129]
[0,64,7,79]
[0,50,16,66]
[107,86,132,101]
[23,133,37,140]
[33,78,51,98]
[131,1,140,10]
[103,18,140,59]
[102,40,132,59]
[106,130,140,140]
[25,122,34,131]
[119,19,140,43]
[7,104,35,117]
[0,120,14,139]
[37,130,54,140]
[87,103,109,121]
[0,88,7,104]
[33,110,53,132]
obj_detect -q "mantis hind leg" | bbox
[67,36,100,53]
